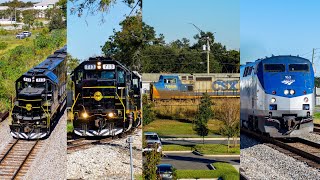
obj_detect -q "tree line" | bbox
[101,15,240,74]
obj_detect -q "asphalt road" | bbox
[161,138,240,146]
[160,152,240,170]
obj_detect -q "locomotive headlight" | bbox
[108,112,114,118]
[290,89,295,95]
[270,98,276,103]
[284,90,289,95]
[97,62,101,66]
[97,65,102,70]
[304,97,309,103]
[82,112,88,118]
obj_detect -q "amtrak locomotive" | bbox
[10,46,67,139]
[240,55,314,137]
[70,57,142,136]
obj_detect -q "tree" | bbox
[194,92,213,143]
[142,94,155,125]
[22,10,36,28]
[143,141,161,180]
[69,0,141,17]
[102,14,143,70]
[67,55,80,90]
[216,99,240,152]
[48,8,65,31]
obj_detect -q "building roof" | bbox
[34,0,59,6]
[0,6,9,11]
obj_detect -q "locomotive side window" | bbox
[164,78,176,84]
[181,76,187,80]
[289,64,309,72]
[117,70,125,83]
[264,64,285,72]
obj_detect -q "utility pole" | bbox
[189,23,213,74]
[206,36,210,74]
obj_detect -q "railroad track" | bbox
[0,139,42,179]
[67,128,137,153]
[0,111,9,122]
[314,124,320,135]
[241,128,320,169]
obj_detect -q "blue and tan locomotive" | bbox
[10,46,67,139]
[240,55,314,137]
[150,73,240,100]
[69,57,142,136]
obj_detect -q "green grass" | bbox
[314,112,320,124]
[177,162,239,180]
[195,144,240,155]
[143,119,224,138]
[67,121,74,133]
[162,145,194,151]
[134,174,143,180]
[0,28,44,56]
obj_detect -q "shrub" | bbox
[0,41,8,50]
[0,28,9,35]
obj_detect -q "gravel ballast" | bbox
[300,133,320,144]
[67,129,142,179]
[0,118,13,153]
[241,134,320,179]
[23,111,67,180]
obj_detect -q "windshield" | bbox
[18,81,46,89]
[85,71,115,79]
[157,166,172,173]
[145,135,159,141]
[264,64,285,72]
[289,64,309,72]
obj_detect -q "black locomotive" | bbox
[70,57,142,136]
[10,46,67,139]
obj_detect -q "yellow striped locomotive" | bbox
[10,46,67,139]
[70,57,142,136]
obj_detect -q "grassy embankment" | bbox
[163,144,240,155]
[144,98,240,138]
[177,162,239,180]
[0,28,66,112]
[314,112,320,124]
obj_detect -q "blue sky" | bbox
[67,1,132,60]
[143,0,240,50]
[241,0,320,68]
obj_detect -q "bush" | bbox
[143,104,155,125]
[22,25,30,31]
[0,28,9,35]
[0,42,8,50]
